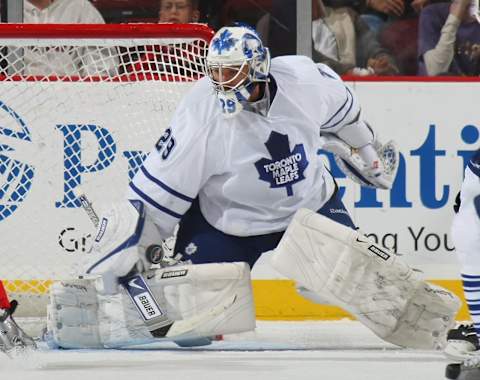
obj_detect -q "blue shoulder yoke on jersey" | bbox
[267,74,277,107]
[468,149,480,177]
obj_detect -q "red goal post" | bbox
[0,23,213,39]
[0,23,213,319]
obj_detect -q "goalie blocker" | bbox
[271,208,460,349]
[46,262,255,349]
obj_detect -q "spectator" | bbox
[258,0,398,76]
[216,0,272,30]
[256,0,296,57]
[312,0,399,75]
[360,0,407,33]
[24,0,104,23]
[418,0,480,75]
[324,0,421,74]
[368,0,456,75]
[159,0,200,23]
[378,15,419,75]
[323,0,409,34]
[125,0,205,79]
[19,0,118,77]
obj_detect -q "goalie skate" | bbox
[446,357,480,380]
[445,323,480,361]
[0,300,37,357]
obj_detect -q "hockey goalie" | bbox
[46,25,460,350]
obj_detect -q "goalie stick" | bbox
[74,189,232,340]
[75,190,174,337]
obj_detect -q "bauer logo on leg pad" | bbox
[122,274,164,321]
[367,245,390,261]
[135,293,162,319]
[161,269,188,279]
[355,236,391,261]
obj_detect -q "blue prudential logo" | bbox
[0,101,35,222]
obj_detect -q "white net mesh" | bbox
[0,24,212,318]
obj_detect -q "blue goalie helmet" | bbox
[206,26,271,117]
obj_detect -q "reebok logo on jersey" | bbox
[330,208,349,215]
[368,245,390,261]
[255,132,309,196]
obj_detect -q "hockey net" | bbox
[0,23,213,322]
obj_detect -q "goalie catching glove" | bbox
[321,131,399,189]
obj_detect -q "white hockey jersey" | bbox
[451,149,480,267]
[129,56,363,238]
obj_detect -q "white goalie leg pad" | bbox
[47,262,255,349]
[270,208,461,350]
[46,281,103,348]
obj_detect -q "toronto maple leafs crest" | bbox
[255,132,309,196]
[211,29,238,55]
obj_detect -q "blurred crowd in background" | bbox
[1,0,480,77]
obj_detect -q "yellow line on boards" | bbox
[3,279,471,321]
[252,279,470,321]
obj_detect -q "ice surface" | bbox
[2,321,450,380]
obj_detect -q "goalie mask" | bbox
[206,26,271,118]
